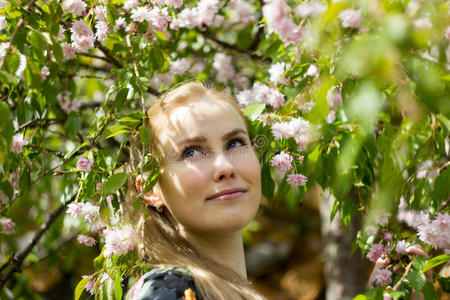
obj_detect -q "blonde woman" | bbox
[125,82,267,300]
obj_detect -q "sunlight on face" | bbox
[154,97,261,235]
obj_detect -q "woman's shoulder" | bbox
[127,265,201,300]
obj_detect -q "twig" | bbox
[392,260,414,291]
[94,41,123,69]
[18,118,64,132]
[0,194,77,289]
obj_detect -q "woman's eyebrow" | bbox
[176,128,247,147]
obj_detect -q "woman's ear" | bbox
[136,175,164,208]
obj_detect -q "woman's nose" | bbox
[213,152,235,181]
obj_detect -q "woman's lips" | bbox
[206,188,247,201]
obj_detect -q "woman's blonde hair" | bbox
[124,82,266,300]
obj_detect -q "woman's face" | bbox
[153,97,261,235]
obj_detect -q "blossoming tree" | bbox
[0,0,449,299]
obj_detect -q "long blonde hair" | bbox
[124,82,266,300]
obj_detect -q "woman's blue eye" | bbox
[227,138,246,150]
[183,147,201,159]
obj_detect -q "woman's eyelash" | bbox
[228,137,247,148]
[181,136,248,159]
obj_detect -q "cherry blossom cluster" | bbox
[102,225,135,258]
[271,116,312,150]
[237,82,285,108]
[11,134,28,154]
[67,202,100,224]
[0,217,15,235]
[77,156,94,173]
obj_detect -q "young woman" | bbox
[124,82,267,300]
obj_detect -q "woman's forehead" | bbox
[155,98,247,146]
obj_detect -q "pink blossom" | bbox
[82,276,96,295]
[446,26,450,40]
[378,212,391,226]
[298,101,315,114]
[95,21,110,41]
[383,293,392,300]
[62,0,87,16]
[77,156,94,172]
[106,195,114,203]
[61,42,76,60]
[197,0,219,26]
[417,212,450,251]
[416,160,439,179]
[338,9,362,29]
[0,16,6,31]
[294,1,326,18]
[165,0,183,8]
[271,117,311,145]
[372,268,392,287]
[94,6,107,22]
[236,90,255,107]
[114,17,127,31]
[305,64,319,77]
[71,20,93,37]
[0,1,7,10]
[123,0,139,10]
[271,152,293,172]
[172,8,198,29]
[56,26,65,40]
[364,225,378,236]
[269,62,290,84]
[61,100,81,113]
[384,233,393,241]
[262,0,305,44]
[72,34,95,51]
[103,225,135,258]
[0,217,15,234]
[326,111,336,124]
[286,173,308,186]
[395,240,409,254]
[67,203,83,218]
[213,53,235,83]
[413,18,432,30]
[366,243,386,263]
[77,234,97,247]
[228,0,255,24]
[0,191,9,204]
[67,202,99,224]
[130,6,151,23]
[41,66,50,80]
[170,58,190,75]
[327,86,342,108]
[147,7,171,30]
[11,134,28,154]
[96,182,103,191]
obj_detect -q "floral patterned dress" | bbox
[126,266,202,300]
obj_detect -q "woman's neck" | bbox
[180,228,247,280]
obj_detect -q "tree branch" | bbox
[392,260,413,291]
[0,194,77,289]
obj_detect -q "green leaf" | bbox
[74,277,89,300]
[4,52,21,74]
[340,197,357,228]
[422,281,437,300]
[0,102,13,147]
[101,173,128,196]
[243,103,265,121]
[422,254,450,272]
[236,25,253,50]
[261,165,274,203]
[153,30,167,41]
[64,114,82,139]
[139,126,152,149]
[413,256,427,271]
[101,124,132,140]
[94,253,105,270]
[64,142,89,160]
[115,88,128,110]
[352,295,367,300]
[330,198,339,222]
[407,270,426,293]
[114,274,123,300]
[149,46,164,71]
